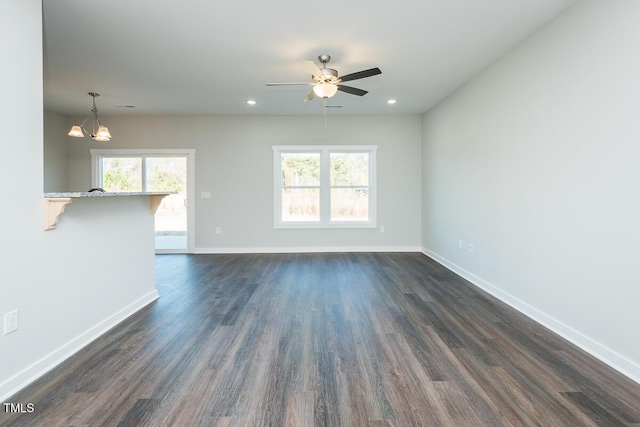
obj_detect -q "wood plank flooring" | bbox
[2,253,639,426]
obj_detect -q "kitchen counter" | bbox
[44,191,172,230]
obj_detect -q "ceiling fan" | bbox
[266,54,382,102]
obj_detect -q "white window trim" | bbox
[90,148,196,253]
[273,145,377,229]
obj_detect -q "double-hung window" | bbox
[273,145,377,228]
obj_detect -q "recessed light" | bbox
[387,99,397,105]
[246,99,257,105]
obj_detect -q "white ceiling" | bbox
[43,0,578,116]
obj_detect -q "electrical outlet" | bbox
[4,310,18,335]
[215,227,222,235]
[201,191,211,199]
[468,243,474,254]
[379,226,385,233]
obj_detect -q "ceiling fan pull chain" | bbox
[323,98,327,129]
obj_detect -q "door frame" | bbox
[90,148,196,254]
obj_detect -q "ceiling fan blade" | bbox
[337,85,368,96]
[266,82,315,86]
[302,60,323,79]
[338,67,382,83]
[303,90,316,102]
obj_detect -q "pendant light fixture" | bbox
[67,92,112,141]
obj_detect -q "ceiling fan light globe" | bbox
[313,83,338,98]
[68,125,85,137]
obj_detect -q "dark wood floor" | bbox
[3,253,640,426]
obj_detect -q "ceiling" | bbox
[42,0,578,117]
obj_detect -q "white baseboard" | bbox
[194,246,422,254]
[421,247,640,385]
[0,290,159,401]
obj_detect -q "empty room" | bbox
[1,0,639,425]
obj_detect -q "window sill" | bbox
[274,222,377,229]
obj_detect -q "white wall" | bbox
[0,1,159,400]
[422,0,640,382]
[43,111,68,192]
[60,114,423,252]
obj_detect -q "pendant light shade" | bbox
[313,83,338,99]
[95,125,112,140]
[67,125,84,137]
[67,92,112,141]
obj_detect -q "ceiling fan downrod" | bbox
[317,55,338,81]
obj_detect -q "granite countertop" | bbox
[44,191,173,198]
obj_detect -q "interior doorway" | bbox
[91,149,195,253]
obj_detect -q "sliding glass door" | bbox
[145,157,187,250]
[91,149,195,253]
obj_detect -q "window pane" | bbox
[146,157,187,193]
[330,152,369,186]
[281,153,320,186]
[331,188,369,221]
[282,188,320,221]
[101,158,142,192]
